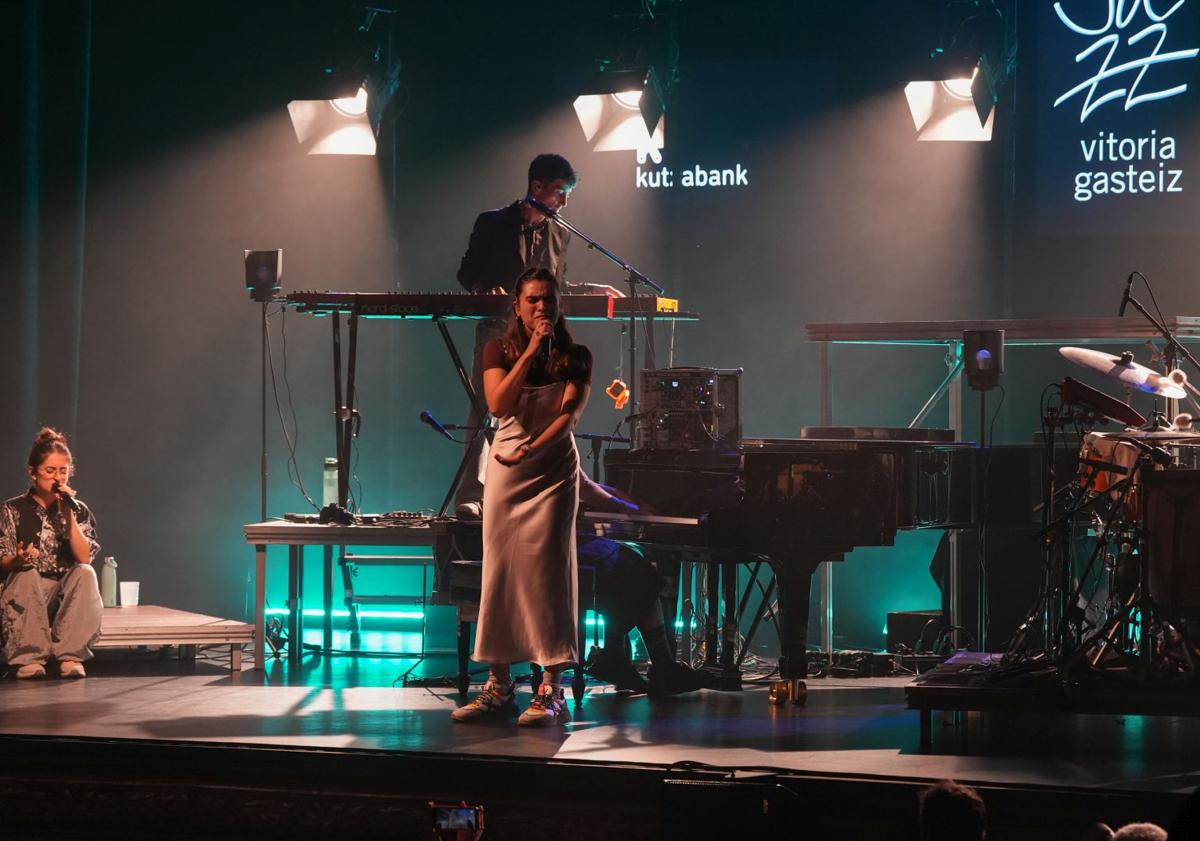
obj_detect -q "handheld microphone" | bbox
[1118,273,1135,317]
[523,195,558,218]
[419,410,456,442]
[52,481,81,515]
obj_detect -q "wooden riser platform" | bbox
[95,606,253,671]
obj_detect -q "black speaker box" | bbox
[886,610,945,653]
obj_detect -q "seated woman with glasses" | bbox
[0,427,102,679]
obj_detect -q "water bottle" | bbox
[100,557,118,607]
[323,458,338,507]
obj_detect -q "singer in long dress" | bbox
[451,267,592,726]
[0,427,103,680]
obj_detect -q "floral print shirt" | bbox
[0,490,100,578]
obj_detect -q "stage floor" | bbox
[2,649,1198,796]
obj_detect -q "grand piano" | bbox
[597,432,975,697]
[587,316,1187,697]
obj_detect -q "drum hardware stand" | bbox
[1002,396,1120,666]
[1065,453,1199,681]
[1003,474,1120,664]
[1052,479,1131,658]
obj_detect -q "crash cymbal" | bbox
[1059,346,1186,399]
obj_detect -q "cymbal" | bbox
[1109,430,1200,442]
[1059,346,1186,399]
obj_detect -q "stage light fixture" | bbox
[905,57,995,142]
[286,4,403,157]
[288,82,377,156]
[574,67,666,163]
[907,1,1014,142]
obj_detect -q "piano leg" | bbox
[770,559,819,693]
[704,562,720,669]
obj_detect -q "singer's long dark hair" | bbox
[27,427,73,474]
[499,267,591,383]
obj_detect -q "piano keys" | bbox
[284,290,696,321]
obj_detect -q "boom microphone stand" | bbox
[1119,273,1200,414]
[524,197,666,432]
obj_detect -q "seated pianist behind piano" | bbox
[578,470,708,697]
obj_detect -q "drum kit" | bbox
[1008,346,1200,681]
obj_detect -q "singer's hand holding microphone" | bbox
[524,318,554,359]
[52,480,81,516]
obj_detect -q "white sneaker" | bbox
[59,660,86,678]
[15,663,46,680]
[518,685,571,727]
[450,680,517,722]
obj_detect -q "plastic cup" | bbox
[119,581,140,607]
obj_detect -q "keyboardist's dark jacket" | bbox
[456,201,570,294]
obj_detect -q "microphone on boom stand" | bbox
[1118,272,1134,317]
[523,195,558,218]
[419,410,456,442]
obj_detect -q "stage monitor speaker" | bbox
[886,610,944,653]
[964,329,1004,391]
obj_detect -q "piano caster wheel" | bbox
[768,679,807,706]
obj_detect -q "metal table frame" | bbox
[243,520,456,669]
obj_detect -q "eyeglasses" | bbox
[37,466,71,477]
